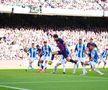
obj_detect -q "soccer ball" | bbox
[48,61,53,65]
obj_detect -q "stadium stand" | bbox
[0,0,104,10]
[0,14,108,60]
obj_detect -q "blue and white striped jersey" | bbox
[101,51,108,58]
[75,44,85,58]
[28,48,37,58]
[42,45,51,56]
[90,49,98,63]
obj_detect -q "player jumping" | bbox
[51,34,77,67]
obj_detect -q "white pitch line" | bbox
[0,79,108,85]
[0,85,30,90]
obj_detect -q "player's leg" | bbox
[37,58,43,72]
[43,55,51,71]
[73,57,79,74]
[37,55,43,72]
[103,58,106,68]
[62,52,77,74]
[91,61,104,75]
[98,60,101,67]
[66,57,77,64]
[103,61,106,68]
[88,53,92,71]
[80,58,87,75]
[62,50,77,64]
[43,60,47,71]
[53,62,61,74]
[62,63,66,74]
[51,51,59,61]
[40,55,46,72]
[61,57,66,74]
[28,59,34,70]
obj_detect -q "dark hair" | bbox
[32,43,35,45]
[91,43,95,47]
[36,45,39,47]
[44,41,47,43]
[106,48,108,50]
[53,34,58,38]
[90,38,93,40]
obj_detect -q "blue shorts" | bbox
[58,49,69,59]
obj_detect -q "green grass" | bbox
[0,69,108,90]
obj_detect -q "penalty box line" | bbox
[0,84,30,90]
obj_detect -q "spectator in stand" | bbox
[0,26,108,60]
[0,0,105,11]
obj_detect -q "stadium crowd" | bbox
[0,0,108,10]
[0,14,108,61]
[0,26,108,60]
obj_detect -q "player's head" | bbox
[79,39,82,44]
[32,43,35,48]
[36,45,40,49]
[53,34,58,40]
[90,38,93,43]
[106,48,108,52]
[44,41,47,45]
[103,48,108,52]
[90,43,95,50]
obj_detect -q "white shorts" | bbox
[29,58,36,62]
[59,58,66,64]
[88,61,97,68]
[101,57,106,62]
[76,57,84,63]
[41,55,51,61]
[29,56,39,61]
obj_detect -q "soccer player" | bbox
[85,43,104,75]
[53,48,69,74]
[98,49,108,68]
[36,45,43,71]
[86,38,98,60]
[41,41,52,72]
[86,38,98,71]
[73,39,87,75]
[51,34,77,65]
[27,43,38,70]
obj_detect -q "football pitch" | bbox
[0,69,108,90]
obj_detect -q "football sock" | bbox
[82,65,86,74]
[51,54,54,61]
[62,64,65,73]
[37,62,40,67]
[43,63,47,70]
[73,64,77,74]
[28,64,33,69]
[39,63,42,69]
[54,66,57,73]
[41,65,44,69]
[104,62,106,68]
